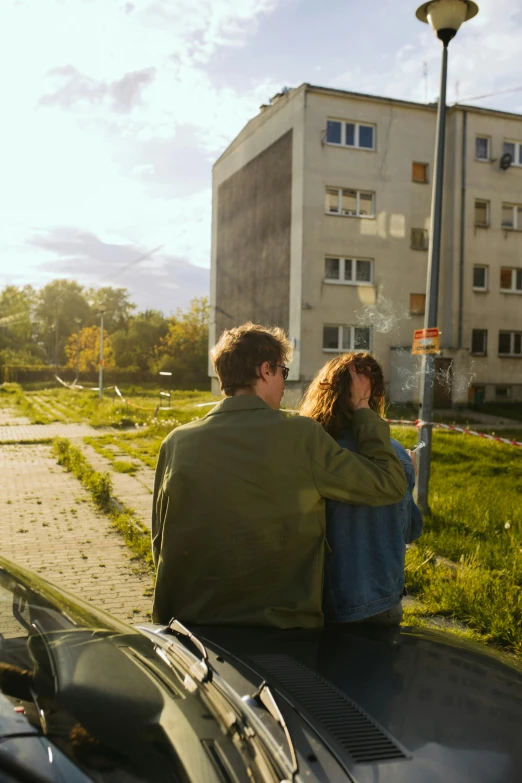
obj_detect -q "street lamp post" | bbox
[98,309,105,401]
[74,318,82,385]
[415,0,479,513]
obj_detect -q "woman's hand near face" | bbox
[349,367,372,410]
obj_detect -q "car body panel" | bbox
[2,556,522,782]
[142,623,522,783]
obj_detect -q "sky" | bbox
[1,0,522,315]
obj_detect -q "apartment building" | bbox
[210,83,522,407]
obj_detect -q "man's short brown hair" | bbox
[210,322,293,396]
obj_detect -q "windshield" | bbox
[0,566,188,782]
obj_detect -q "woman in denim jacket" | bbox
[300,352,423,625]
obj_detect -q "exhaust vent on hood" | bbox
[249,654,408,765]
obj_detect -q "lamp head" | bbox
[416,0,478,44]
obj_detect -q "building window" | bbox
[324,257,373,285]
[503,140,522,166]
[326,120,375,150]
[412,162,429,183]
[476,137,490,160]
[411,228,429,250]
[500,267,522,293]
[495,386,511,400]
[325,187,375,218]
[501,203,522,230]
[474,200,490,227]
[473,265,488,291]
[323,325,371,352]
[498,331,522,356]
[409,293,426,315]
[471,329,487,355]
[326,120,342,145]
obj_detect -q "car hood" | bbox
[183,622,522,783]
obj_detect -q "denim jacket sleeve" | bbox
[391,440,423,544]
[408,500,424,543]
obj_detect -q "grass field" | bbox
[0,382,217,428]
[2,382,522,657]
[389,427,522,656]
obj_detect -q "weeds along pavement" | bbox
[2,383,522,657]
[0,437,154,623]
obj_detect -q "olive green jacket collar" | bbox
[206,395,274,416]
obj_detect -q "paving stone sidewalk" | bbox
[0,437,154,623]
[0,421,104,443]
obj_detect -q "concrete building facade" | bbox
[210,84,522,407]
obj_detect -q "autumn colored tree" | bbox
[65,326,115,373]
[154,297,209,382]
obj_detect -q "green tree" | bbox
[0,285,43,365]
[88,287,136,333]
[154,297,209,382]
[111,310,168,371]
[65,326,115,373]
[35,280,92,365]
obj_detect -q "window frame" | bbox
[500,266,522,294]
[472,265,488,292]
[409,293,426,315]
[412,162,429,184]
[324,256,374,286]
[411,228,429,251]
[326,119,376,151]
[501,203,522,231]
[503,139,522,167]
[325,187,375,219]
[322,324,372,353]
[498,331,522,357]
[475,136,491,161]
[471,329,488,356]
[474,199,490,228]
[495,386,511,400]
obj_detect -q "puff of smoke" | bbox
[436,359,482,395]
[356,294,412,335]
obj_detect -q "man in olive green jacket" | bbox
[152,323,406,628]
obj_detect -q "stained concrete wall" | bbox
[214,130,293,339]
[210,86,307,385]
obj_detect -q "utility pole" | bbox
[98,310,105,401]
[74,318,82,385]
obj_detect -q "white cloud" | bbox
[0,0,281,309]
[330,0,522,110]
[3,0,521,315]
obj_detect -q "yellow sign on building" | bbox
[412,328,440,355]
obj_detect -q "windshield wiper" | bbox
[244,682,299,782]
[157,622,299,781]
[166,618,211,684]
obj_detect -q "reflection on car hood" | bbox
[2,555,522,783]
[179,623,522,783]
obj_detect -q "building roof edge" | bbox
[304,83,522,120]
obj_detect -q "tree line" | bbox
[0,280,209,383]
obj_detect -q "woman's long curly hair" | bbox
[299,352,385,438]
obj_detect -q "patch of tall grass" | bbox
[53,438,152,569]
[391,428,522,656]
